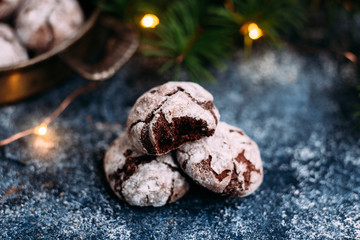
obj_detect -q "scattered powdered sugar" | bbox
[236,48,305,85]
[0,46,359,238]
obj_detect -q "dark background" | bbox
[0,46,359,239]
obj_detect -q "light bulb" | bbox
[248,23,262,40]
[34,123,48,136]
[140,14,160,28]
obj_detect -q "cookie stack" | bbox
[104,82,263,207]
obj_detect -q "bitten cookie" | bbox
[15,0,84,53]
[0,23,28,68]
[104,133,189,207]
[176,122,263,197]
[126,81,220,155]
[0,0,21,20]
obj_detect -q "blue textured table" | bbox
[1,47,359,239]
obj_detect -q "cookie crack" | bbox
[232,162,239,176]
[234,150,261,190]
[222,163,243,196]
[229,129,244,135]
[212,166,231,182]
[166,178,175,204]
[130,98,169,154]
[140,123,156,154]
[166,87,217,124]
[129,98,169,130]
[43,3,57,51]
[179,88,218,125]
[162,161,179,172]
[128,119,143,130]
[123,149,133,157]
[108,168,125,200]
[144,98,168,124]
[176,149,190,170]
[122,155,157,181]
[208,155,231,182]
[196,155,231,182]
[165,88,183,97]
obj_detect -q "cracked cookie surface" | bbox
[126,81,220,155]
[176,122,263,197]
[104,133,189,207]
[15,0,84,53]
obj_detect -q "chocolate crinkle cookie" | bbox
[176,122,263,197]
[15,0,84,53]
[126,81,220,156]
[0,23,28,68]
[104,133,189,207]
[0,0,21,20]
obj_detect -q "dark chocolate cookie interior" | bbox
[151,112,214,155]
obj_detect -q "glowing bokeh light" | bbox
[248,23,262,40]
[34,123,48,136]
[140,14,160,28]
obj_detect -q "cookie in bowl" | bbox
[0,23,28,68]
[0,0,21,20]
[15,0,84,53]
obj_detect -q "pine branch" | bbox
[143,0,234,82]
[100,0,167,20]
[229,0,306,41]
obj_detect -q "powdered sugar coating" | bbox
[104,133,189,207]
[0,0,21,19]
[126,81,220,155]
[15,0,84,53]
[177,122,263,197]
[0,23,28,68]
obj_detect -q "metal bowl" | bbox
[0,2,138,104]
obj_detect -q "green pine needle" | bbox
[230,0,306,41]
[100,0,166,20]
[143,0,234,82]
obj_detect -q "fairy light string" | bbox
[0,82,99,147]
[0,14,158,147]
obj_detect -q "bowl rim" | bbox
[0,8,100,72]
